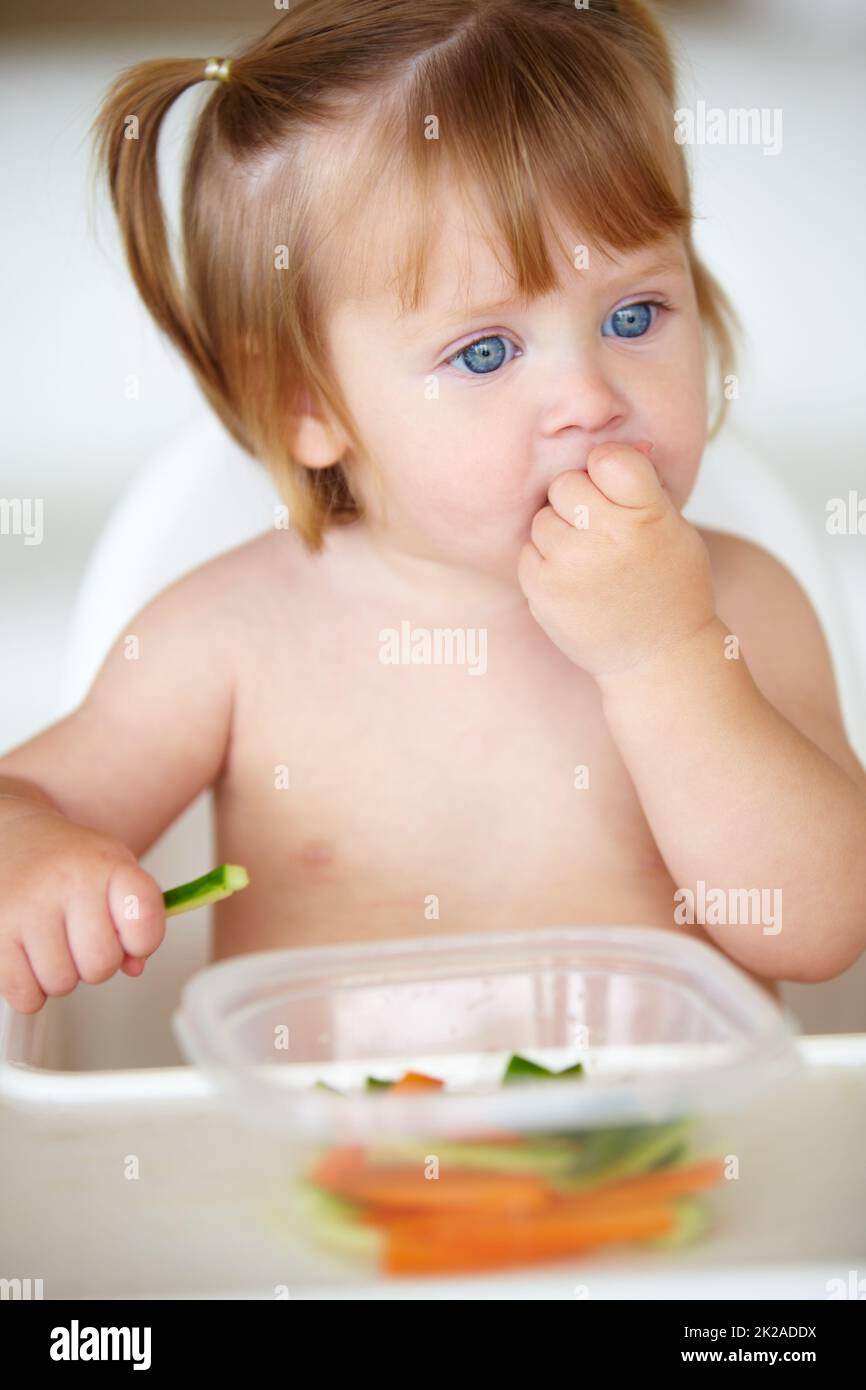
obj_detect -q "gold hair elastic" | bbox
[203,57,232,83]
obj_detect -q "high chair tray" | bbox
[1,1036,863,1300]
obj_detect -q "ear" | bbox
[291,387,350,470]
[242,336,349,470]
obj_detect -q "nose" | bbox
[539,359,627,441]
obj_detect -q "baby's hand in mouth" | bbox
[517,441,717,684]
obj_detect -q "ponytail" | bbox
[88,57,233,411]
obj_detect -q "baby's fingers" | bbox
[18,920,78,999]
[65,888,125,984]
[0,940,47,1014]
[106,862,166,960]
[586,441,664,509]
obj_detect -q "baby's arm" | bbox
[597,540,866,984]
[0,559,235,1012]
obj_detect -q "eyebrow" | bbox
[407,251,688,340]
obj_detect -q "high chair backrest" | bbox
[46,415,866,1064]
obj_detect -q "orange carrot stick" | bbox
[359,1161,723,1231]
[389,1071,445,1091]
[311,1161,552,1214]
[465,1132,529,1145]
[307,1145,367,1189]
[383,1203,677,1274]
[552,1158,726,1210]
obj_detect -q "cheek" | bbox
[325,324,524,545]
[359,383,532,524]
[642,353,708,507]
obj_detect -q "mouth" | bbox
[533,441,661,514]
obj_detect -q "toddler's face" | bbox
[324,184,708,585]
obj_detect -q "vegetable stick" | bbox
[383,1203,677,1274]
[548,1157,726,1211]
[389,1071,446,1091]
[358,1158,723,1229]
[162,863,249,917]
[311,1160,552,1213]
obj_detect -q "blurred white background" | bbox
[1,0,865,1033]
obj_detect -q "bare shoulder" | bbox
[178,525,302,588]
[166,526,316,620]
[697,526,866,791]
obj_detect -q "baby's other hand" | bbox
[517,441,716,682]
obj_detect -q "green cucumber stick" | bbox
[162,864,249,918]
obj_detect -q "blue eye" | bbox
[602,301,663,339]
[449,334,516,375]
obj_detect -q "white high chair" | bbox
[40,414,866,1066]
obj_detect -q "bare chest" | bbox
[214,617,684,953]
[204,527,781,1004]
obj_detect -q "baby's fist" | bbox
[517,442,716,681]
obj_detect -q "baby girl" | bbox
[2,0,865,1015]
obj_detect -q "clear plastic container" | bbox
[172,926,804,1280]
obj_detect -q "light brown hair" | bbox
[90,0,739,550]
